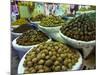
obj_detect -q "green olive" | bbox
[64,60,68,66]
[54,66,61,71]
[45,60,53,66]
[38,69,44,73]
[44,66,50,72]
[38,59,45,65]
[24,41,80,73]
[57,57,63,62]
[51,55,56,61]
[32,58,37,63]
[41,53,46,58]
[31,69,36,73]
[27,61,33,67]
[61,65,67,71]
[54,61,60,66]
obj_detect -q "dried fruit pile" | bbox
[40,15,65,27]
[23,42,80,73]
[60,13,96,41]
[17,29,48,46]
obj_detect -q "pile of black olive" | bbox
[16,29,49,46]
[60,13,96,41]
[40,15,65,27]
[12,24,35,33]
[23,41,80,73]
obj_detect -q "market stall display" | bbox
[11,1,96,75]
[18,41,82,74]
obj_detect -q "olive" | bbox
[51,55,56,61]
[44,66,50,72]
[54,61,60,66]
[37,53,42,60]
[68,63,73,69]
[57,57,63,62]
[45,60,53,66]
[32,58,37,63]
[54,66,61,71]
[27,61,33,67]
[60,54,66,59]
[31,69,36,73]
[49,51,52,56]
[37,65,44,69]
[52,51,56,55]
[45,55,50,59]
[38,69,44,73]
[41,53,46,58]
[61,65,67,71]
[29,67,34,72]
[38,59,45,65]
[64,60,68,66]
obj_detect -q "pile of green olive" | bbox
[31,14,46,21]
[16,29,49,46]
[11,18,28,26]
[60,13,96,41]
[40,15,65,27]
[23,41,80,74]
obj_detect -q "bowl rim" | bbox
[38,24,62,28]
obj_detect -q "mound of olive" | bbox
[60,13,96,41]
[12,24,35,33]
[17,29,49,46]
[40,15,65,27]
[23,42,80,74]
[31,14,46,21]
[11,18,28,26]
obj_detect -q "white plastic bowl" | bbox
[11,25,20,29]
[12,37,51,59]
[11,25,22,40]
[18,46,82,74]
[31,21,40,24]
[11,31,22,41]
[38,25,62,34]
[49,32,64,43]
[11,32,22,37]
[59,31,95,48]
[59,31,96,58]
[30,21,40,29]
